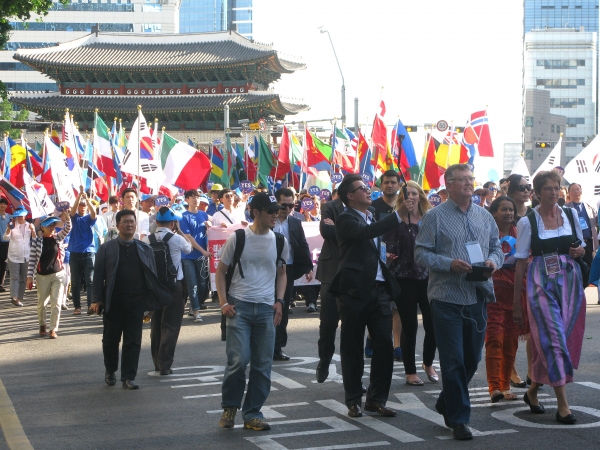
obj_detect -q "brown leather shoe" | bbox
[11,298,23,307]
[39,325,47,336]
[49,330,58,339]
[364,402,397,417]
[73,308,81,315]
[347,404,362,418]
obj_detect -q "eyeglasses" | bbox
[516,184,532,192]
[350,185,371,194]
[280,203,295,209]
[448,176,476,184]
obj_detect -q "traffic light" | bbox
[405,125,418,132]
[535,141,553,148]
[454,126,464,133]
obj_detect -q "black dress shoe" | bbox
[435,401,451,428]
[362,384,367,394]
[316,360,329,383]
[160,369,173,375]
[105,371,116,386]
[452,424,473,440]
[556,411,577,424]
[347,404,362,418]
[364,403,397,417]
[273,350,291,361]
[523,391,545,414]
[122,380,139,390]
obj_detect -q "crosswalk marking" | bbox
[207,402,310,419]
[271,371,306,389]
[576,382,600,390]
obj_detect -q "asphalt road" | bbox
[1,287,600,450]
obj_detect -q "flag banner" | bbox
[0,176,30,212]
[332,126,356,173]
[161,132,211,191]
[392,120,419,180]
[94,114,117,178]
[510,156,532,183]
[46,137,77,206]
[121,109,164,183]
[471,110,494,157]
[563,135,600,202]
[208,222,324,290]
[23,171,54,219]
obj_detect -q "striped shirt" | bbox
[28,219,71,279]
[414,199,503,305]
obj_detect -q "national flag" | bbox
[41,134,55,194]
[510,156,531,182]
[332,125,356,173]
[274,126,292,180]
[436,127,467,169]
[471,110,494,157]
[6,137,27,187]
[160,132,211,191]
[392,120,419,180]
[379,100,386,118]
[563,135,600,200]
[257,135,276,187]
[45,134,77,205]
[371,115,393,171]
[121,109,163,183]
[94,114,117,178]
[302,129,331,176]
[463,120,479,145]
[357,129,375,182]
[0,176,30,212]
[421,134,441,190]
[290,133,303,174]
[23,171,54,219]
[2,135,11,180]
[210,145,224,183]
[24,138,43,178]
[50,129,60,146]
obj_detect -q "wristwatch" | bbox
[275,298,285,306]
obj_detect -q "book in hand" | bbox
[465,265,493,282]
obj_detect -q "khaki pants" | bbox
[36,270,66,331]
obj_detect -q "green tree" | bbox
[0,0,68,98]
[0,98,30,139]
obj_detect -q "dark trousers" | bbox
[275,264,295,353]
[431,294,487,427]
[102,298,145,382]
[583,238,594,268]
[69,252,95,309]
[317,283,339,363]
[151,282,184,372]
[396,278,436,374]
[0,241,8,285]
[296,285,320,306]
[338,284,393,407]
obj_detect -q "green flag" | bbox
[257,135,275,187]
[221,137,231,187]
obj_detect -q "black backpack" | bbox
[148,232,178,289]
[225,229,286,296]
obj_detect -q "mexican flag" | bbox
[94,114,117,178]
[161,132,211,190]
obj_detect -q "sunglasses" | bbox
[280,203,295,209]
[489,187,498,192]
[350,185,371,194]
[516,184,532,192]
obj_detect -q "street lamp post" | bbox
[319,27,345,126]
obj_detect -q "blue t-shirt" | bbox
[0,213,12,243]
[56,227,71,263]
[206,201,223,217]
[179,210,209,260]
[68,213,97,253]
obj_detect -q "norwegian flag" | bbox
[470,110,494,157]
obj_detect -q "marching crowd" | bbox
[4,163,600,440]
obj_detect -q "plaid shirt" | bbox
[414,199,503,305]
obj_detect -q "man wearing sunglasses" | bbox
[272,188,314,361]
[483,181,498,208]
[211,189,248,228]
[330,174,403,419]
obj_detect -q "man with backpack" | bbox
[216,193,289,431]
[143,207,192,375]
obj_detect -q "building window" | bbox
[4,82,58,91]
[566,118,585,127]
[525,116,534,127]
[525,150,533,160]
[9,22,134,32]
[551,125,555,133]
[0,62,34,71]
[557,125,560,133]
[536,79,585,89]
[550,98,585,108]
[536,59,585,69]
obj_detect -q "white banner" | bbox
[23,171,55,219]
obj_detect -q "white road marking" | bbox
[492,406,600,429]
[316,399,424,443]
[207,402,310,419]
[271,371,306,389]
[576,382,600,390]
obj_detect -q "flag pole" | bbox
[136,105,141,212]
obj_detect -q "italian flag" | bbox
[94,114,117,178]
[161,132,211,190]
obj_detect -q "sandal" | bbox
[490,390,504,403]
[73,308,81,315]
[502,390,518,400]
[406,376,424,386]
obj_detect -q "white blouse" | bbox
[515,206,585,259]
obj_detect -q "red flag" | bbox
[470,110,494,157]
[371,115,389,170]
[94,177,109,202]
[379,100,386,118]
[273,126,291,179]
[423,134,441,190]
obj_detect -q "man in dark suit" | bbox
[315,197,344,382]
[273,188,314,361]
[330,174,402,418]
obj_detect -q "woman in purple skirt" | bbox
[513,171,586,425]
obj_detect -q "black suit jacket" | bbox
[329,208,401,302]
[286,215,314,280]
[316,199,345,284]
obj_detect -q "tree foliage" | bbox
[0,98,30,139]
[0,0,68,98]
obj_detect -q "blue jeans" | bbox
[69,252,95,309]
[182,258,208,311]
[221,297,276,421]
[431,293,487,427]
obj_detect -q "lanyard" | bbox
[462,207,477,242]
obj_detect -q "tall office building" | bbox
[522,0,599,170]
[179,0,252,38]
[1,0,180,93]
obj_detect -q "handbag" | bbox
[563,207,590,286]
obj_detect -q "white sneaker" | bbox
[194,311,203,323]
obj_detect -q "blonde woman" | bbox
[384,180,438,385]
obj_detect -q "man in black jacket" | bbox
[315,197,344,382]
[273,188,314,361]
[330,174,402,418]
[91,209,172,390]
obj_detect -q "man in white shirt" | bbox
[102,196,120,241]
[121,188,149,240]
[211,188,248,228]
[143,206,192,375]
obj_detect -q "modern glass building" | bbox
[524,0,598,32]
[179,0,252,38]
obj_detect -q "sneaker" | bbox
[193,311,203,323]
[11,298,23,307]
[365,337,373,358]
[219,407,237,428]
[243,418,271,431]
[307,303,317,313]
[393,347,403,361]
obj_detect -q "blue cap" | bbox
[198,195,209,205]
[40,216,60,227]
[12,207,28,217]
[156,207,182,222]
[140,194,155,202]
[171,204,186,213]
[182,201,189,207]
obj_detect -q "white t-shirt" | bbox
[135,210,150,239]
[102,210,118,240]
[219,227,289,303]
[211,208,245,227]
[142,228,193,280]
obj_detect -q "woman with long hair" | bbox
[513,171,586,424]
[485,196,529,402]
[385,180,437,385]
